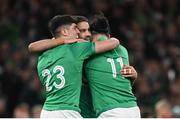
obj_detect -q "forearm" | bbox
[95,37,120,53]
[28,38,64,53]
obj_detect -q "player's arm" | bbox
[28,38,85,53]
[28,38,63,53]
[95,37,119,53]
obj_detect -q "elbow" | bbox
[111,38,120,47]
[115,39,120,47]
[28,43,34,53]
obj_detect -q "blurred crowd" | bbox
[0,0,179,118]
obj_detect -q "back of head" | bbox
[48,15,76,37]
[90,13,111,35]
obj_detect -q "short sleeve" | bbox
[70,42,95,60]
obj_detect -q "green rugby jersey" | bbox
[37,42,95,112]
[79,83,96,118]
[85,45,137,116]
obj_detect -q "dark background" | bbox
[0,0,179,117]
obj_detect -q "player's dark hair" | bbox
[73,16,89,23]
[48,15,76,37]
[90,13,111,35]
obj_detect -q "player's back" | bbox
[85,45,137,116]
[37,42,95,112]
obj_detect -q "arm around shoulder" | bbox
[95,37,120,53]
[28,38,65,53]
[28,37,84,53]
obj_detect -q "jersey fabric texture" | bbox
[85,45,137,116]
[37,42,95,112]
[79,83,96,118]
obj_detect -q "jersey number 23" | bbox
[42,65,65,92]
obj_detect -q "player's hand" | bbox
[120,64,137,81]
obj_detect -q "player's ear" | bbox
[61,29,69,36]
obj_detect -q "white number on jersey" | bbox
[42,65,65,92]
[107,57,123,78]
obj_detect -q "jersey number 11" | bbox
[107,57,123,78]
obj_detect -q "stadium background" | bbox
[0,0,179,117]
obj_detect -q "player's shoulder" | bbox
[119,45,127,50]
[116,45,128,53]
[69,42,95,59]
[38,45,67,60]
[113,45,129,58]
[70,42,95,51]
